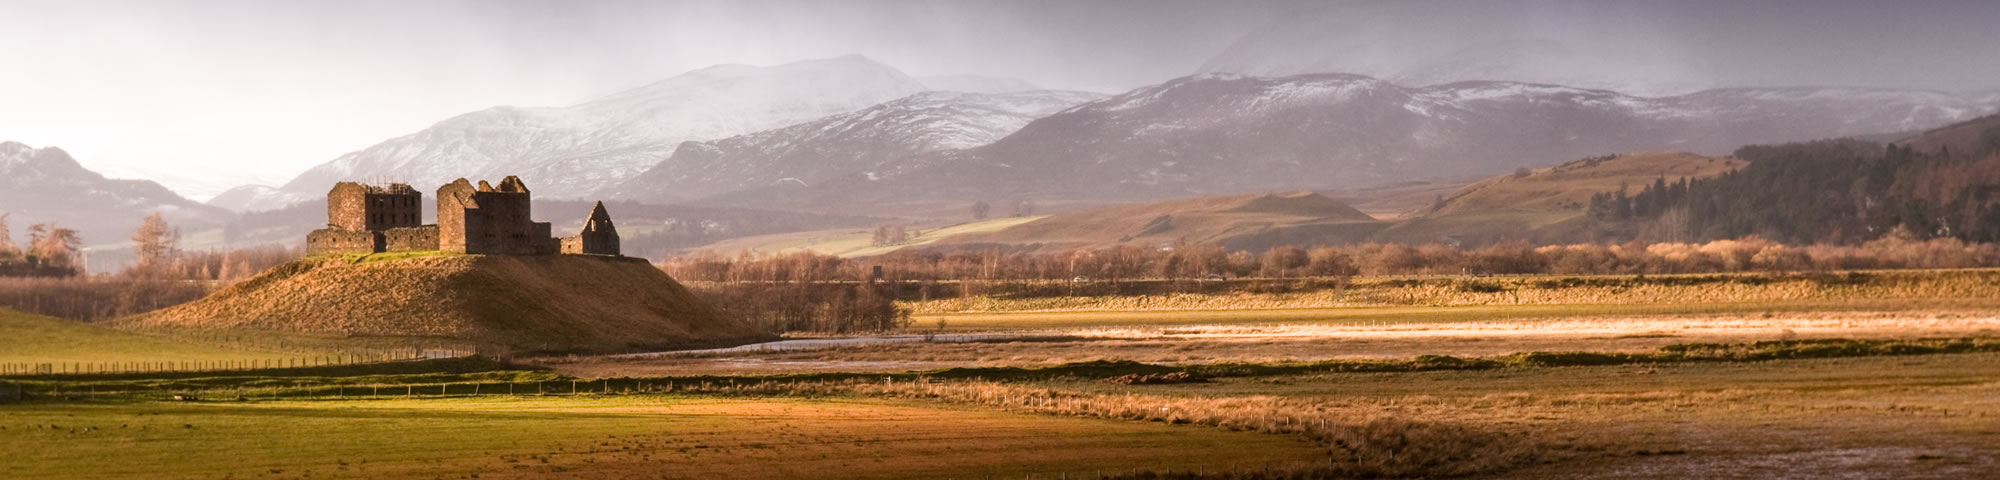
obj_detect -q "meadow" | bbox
[0,396,1321,480]
[6,268,2000,478]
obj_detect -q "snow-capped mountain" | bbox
[745,72,2000,210]
[206,185,289,212]
[0,142,231,255]
[916,75,1042,94]
[251,55,930,208]
[600,90,1102,204]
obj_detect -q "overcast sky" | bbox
[4,0,1997,200]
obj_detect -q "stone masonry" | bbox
[305,176,618,257]
[560,201,621,256]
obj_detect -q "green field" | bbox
[0,396,1321,480]
[0,309,302,365]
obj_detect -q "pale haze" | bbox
[3,0,1996,200]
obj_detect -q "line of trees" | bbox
[664,234,2000,285]
[0,212,300,321]
[0,212,85,277]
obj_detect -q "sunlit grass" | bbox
[0,395,1321,480]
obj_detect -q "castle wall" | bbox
[383,225,440,252]
[306,228,378,256]
[364,191,423,231]
[329,182,422,232]
[326,176,618,257]
[436,180,474,253]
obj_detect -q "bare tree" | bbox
[971,201,991,221]
[1011,199,1036,217]
[0,212,14,258]
[131,213,181,270]
[28,223,81,269]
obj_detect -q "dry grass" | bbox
[906,270,2000,314]
[0,396,1322,480]
[552,313,2000,376]
[642,350,2000,478]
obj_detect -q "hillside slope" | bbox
[1379,152,1744,244]
[1894,112,2000,156]
[940,191,1385,252]
[129,254,763,354]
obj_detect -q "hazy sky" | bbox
[3,0,1997,200]
[0,0,1282,198]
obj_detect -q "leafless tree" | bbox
[970,200,991,221]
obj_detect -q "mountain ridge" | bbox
[228,55,933,211]
[742,71,1997,212]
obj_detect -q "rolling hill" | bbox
[1377,152,1745,244]
[128,254,766,354]
[1894,112,2000,156]
[936,191,1386,253]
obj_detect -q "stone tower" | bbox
[327,182,421,231]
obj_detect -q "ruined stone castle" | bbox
[306,176,620,257]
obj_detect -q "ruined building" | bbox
[305,176,620,257]
[560,202,620,255]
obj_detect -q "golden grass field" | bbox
[905,270,2000,315]
[0,396,1321,480]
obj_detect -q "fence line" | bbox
[0,348,479,377]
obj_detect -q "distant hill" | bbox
[129,254,765,354]
[1378,152,1744,244]
[1592,134,2000,244]
[936,191,1385,252]
[0,142,234,270]
[1894,112,2000,156]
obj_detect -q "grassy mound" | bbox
[128,254,765,354]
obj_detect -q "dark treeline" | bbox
[665,235,2000,285]
[1590,127,2000,244]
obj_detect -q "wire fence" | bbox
[0,348,476,377]
[0,377,758,403]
